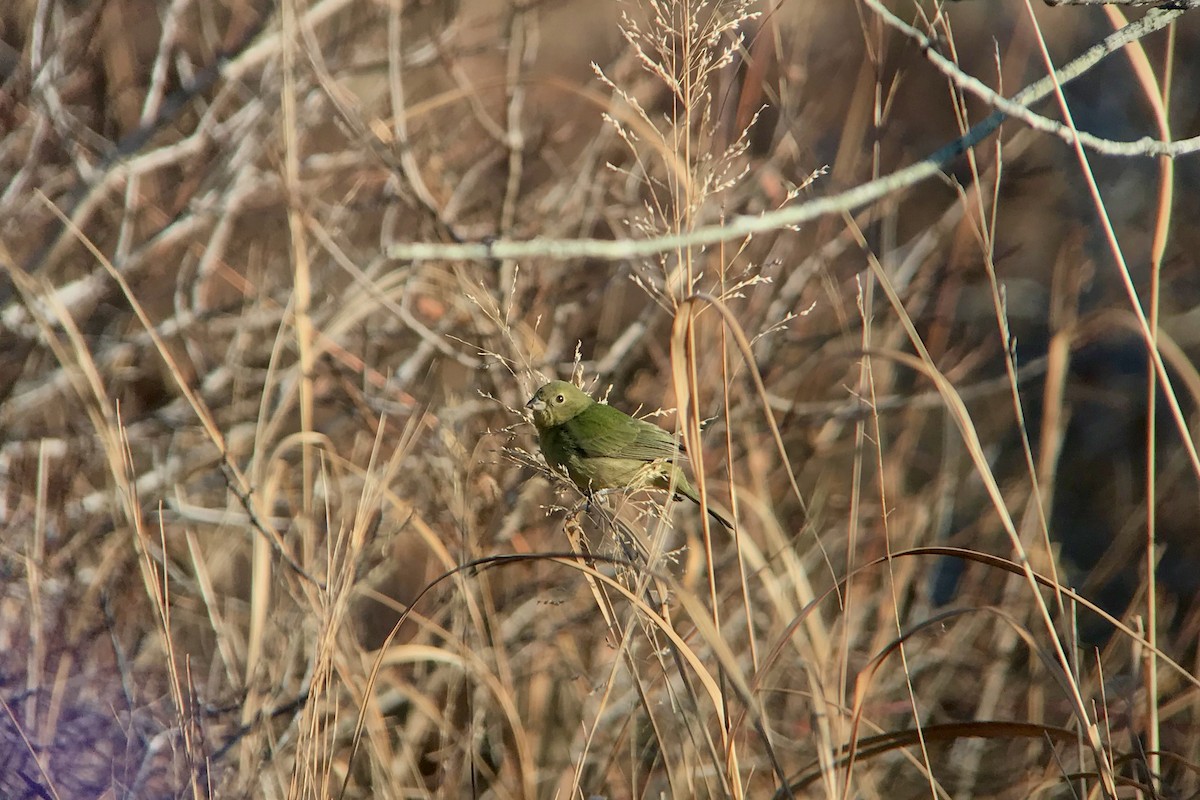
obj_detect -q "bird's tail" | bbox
[676,481,733,530]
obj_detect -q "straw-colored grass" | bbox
[2,1,1199,798]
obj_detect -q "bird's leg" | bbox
[566,495,591,521]
[585,487,617,513]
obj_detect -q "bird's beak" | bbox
[526,395,545,412]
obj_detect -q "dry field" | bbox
[2,0,1200,798]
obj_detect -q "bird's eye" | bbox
[556,394,565,403]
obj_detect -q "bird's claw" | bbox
[585,487,615,513]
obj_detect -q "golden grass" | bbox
[2,1,1199,798]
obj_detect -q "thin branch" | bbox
[384,7,1187,264]
[1045,0,1197,7]
[863,0,1196,157]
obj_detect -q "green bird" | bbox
[526,380,732,529]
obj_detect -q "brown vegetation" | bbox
[2,1,1199,798]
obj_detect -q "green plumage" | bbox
[526,380,731,529]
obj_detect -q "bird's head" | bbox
[526,380,593,428]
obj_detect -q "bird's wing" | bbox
[565,403,685,464]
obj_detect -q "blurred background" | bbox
[2,0,1199,797]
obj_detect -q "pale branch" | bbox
[385,8,1188,265]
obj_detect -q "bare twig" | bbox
[863,0,1196,158]
[385,8,1186,264]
